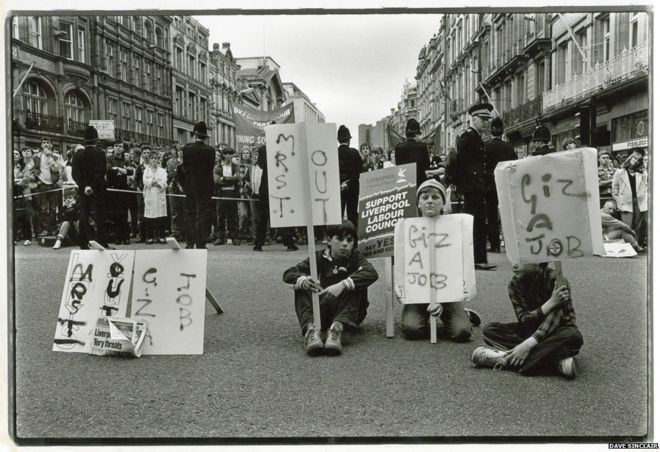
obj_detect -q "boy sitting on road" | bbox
[470,262,583,378]
[283,221,378,356]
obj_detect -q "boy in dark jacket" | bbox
[283,221,378,356]
[470,262,583,378]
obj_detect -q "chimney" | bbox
[213,43,220,52]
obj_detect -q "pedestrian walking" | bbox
[182,121,215,249]
[484,117,517,253]
[445,102,495,270]
[283,221,378,356]
[394,118,430,189]
[337,125,362,229]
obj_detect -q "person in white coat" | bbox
[142,153,168,244]
[611,148,648,248]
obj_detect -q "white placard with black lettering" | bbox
[264,123,342,227]
[53,250,135,353]
[130,250,207,355]
[394,215,475,304]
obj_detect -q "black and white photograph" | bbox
[3,0,655,448]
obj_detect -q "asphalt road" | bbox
[9,241,649,443]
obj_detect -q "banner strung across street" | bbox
[357,163,417,258]
[264,123,342,228]
[494,147,604,265]
[53,249,207,355]
[393,214,476,304]
[233,103,295,149]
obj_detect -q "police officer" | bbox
[72,125,110,249]
[530,124,555,156]
[446,102,495,270]
[484,117,518,253]
[182,121,215,249]
[394,118,430,188]
[337,125,362,229]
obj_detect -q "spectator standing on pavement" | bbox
[106,140,131,245]
[142,152,168,244]
[445,102,496,270]
[14,148,37,246]
[337,125,362,228]
[213,147,241,246]
[529,124,555,156]
[72,126,110,249]
[237,147,253,242]
[612,148,648,248]
[359,143,371,172]
[600,199,644,253]
[250,145,269,251]
[561,137,577,150]
[424,141,445,183]
[597,150,616,204]
[395,118,430,189]
[283,220,378,356]
[365,146,384,172]
[471,262,583,379]
[182,121,216,249]
[484,117,518,253]
[167,146,186,241]
[396,179,481,341]
[135,146,152,243]
[34,137,62,236]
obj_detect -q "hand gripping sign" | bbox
[494,148,604,265]
[393,214,476,304]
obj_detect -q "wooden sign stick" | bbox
[167,237,223,314]
[554,260,566,287]
[429,220,438,344]
[384,256,395,338]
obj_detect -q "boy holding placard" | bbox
[470,262,583,378]
[283,221,378,356]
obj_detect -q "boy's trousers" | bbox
[483,322,583,375]
[294,289,367,334]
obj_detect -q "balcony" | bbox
[115,128,173,147]
[501,97,542,127]
[67,119,88,137]
[543,42,648,112]
[22,111,63,134]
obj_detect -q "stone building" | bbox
[235,56,287,112]
[282,82,325,124]
[209,42,240,149]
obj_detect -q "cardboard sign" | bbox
[53,250,135,353]
[357,163,417,258]
[130,250,207,355]
[265,123,342,227]
[495,148,604,265]
[597,241,638,258]
[393,214,476,304]
[89,120,115,140]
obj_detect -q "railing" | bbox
[67,119,88,137]
[22,111,63,134]
[115,128,173,147]
[543,42,648,112]
[501,97,542,126]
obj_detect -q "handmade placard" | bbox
[393,214,476,304]
[357,163,417,258]
[53,250,135,353]
[130,250,207,355]
[264,123,342,227]
[495,148,604,265]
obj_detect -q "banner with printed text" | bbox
[357,163,417,258]
[494,147,604,265]
[233,103,295,150]
[264,123,342,228]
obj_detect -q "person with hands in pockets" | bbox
[283,221,378,356]
[470,262,583,379]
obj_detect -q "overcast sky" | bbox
[195,13,442,141]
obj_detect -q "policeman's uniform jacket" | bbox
[445,127,486,194]
[338,144,363,195]
[72,145,107,193]
[182,140,215,197]
[394,138,430,187]
[484,137,518,193]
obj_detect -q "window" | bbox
[200,98,207,123]
[144,20,153,43]
[175,86,184,116]
[573,30,587,76]
[614,13,630,56]
[200,62,206,83]
[188,92,197,120]
[145,61,152,90]
[536,60,545,95]
[155,66,162,95]
[120,47,128,82]
[594,14,611,64]
[175,47,183,71]
[23,80,48,114]
[12,17,19,39]
[133,55,141,86]
[105,41,114,74]
[631,19,638,48]
[58,23,73,59]
[77,27,85,62]
[188,54,195,78]
[29,17,42,49]
[122,102,131,129]
[64,91,86,123]
[155,27,163,48]
[557,41,569,85]
[134,106,143,133]
[516,73,526,106]
[107,98,118,122]
[157,113,164,138]
[146,111,153,136]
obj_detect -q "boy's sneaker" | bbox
[304,325,324,356]
[325,322,343,356]
[52,239,62,250]
[470,346,508,369]
[226,238,233,245]
[465,308,482,327]
[23,240,31,246]
[557,357,577,379]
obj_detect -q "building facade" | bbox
[169,15,211,145]
[209,42,240,148]
[282,82,326,124]
[235,56,287,112]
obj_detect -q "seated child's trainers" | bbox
[470,346,508,369]
[465,308,482,327]
[324,321,343,356]
[557,357,577,379]
[304,325,324,356]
